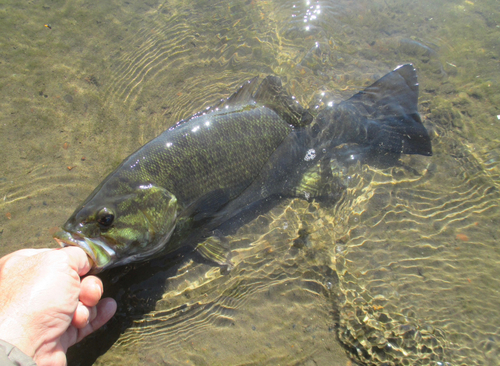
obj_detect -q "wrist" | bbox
[0,313,37,358]
[0,339,37,366]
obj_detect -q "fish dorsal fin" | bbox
[172,78,260,128]
[200,76,260,113]
[219,76,260,108]
[253,76,313,128]
[346,64,432,156]
[172,76,312,129]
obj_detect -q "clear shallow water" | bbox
[1,0,499,365]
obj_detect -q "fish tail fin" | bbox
[314,64,432,157]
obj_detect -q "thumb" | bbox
[59,247,92,277]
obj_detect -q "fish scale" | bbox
[54,66,432,273]
[114,106,292,207]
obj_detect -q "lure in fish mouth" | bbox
[54,231,117,272]
[54,65,432,273]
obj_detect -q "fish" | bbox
[54,64,432,273]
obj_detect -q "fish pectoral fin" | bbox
[184,189,232,223]
[253,75,313,128]
[195,235,233,269]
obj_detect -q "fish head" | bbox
[54,183,179,273]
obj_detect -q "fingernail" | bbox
[94,282,103,295]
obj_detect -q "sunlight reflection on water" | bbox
[0,0,499,365]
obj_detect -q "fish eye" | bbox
[96,208,114,227]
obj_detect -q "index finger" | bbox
[60,246,92,277]
[0,248,52,268]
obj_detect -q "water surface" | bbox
[1,0,499,365]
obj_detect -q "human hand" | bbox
[0,247,117,366]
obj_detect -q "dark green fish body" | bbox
[134,106,291,207]
[55,65,432,272]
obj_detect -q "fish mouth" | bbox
[53,231,117,273]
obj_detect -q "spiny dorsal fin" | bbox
[220,77,260,107]
[253,76,313,128]
[172,76,312,129]
[172,78,260,128]
[199,77,260,116]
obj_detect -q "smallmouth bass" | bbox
[54,65,432,273]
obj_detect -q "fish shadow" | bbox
[66,250,191,365]
[66,147,408,365]
[66,195,281,365]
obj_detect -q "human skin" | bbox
[0,247,117,366]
